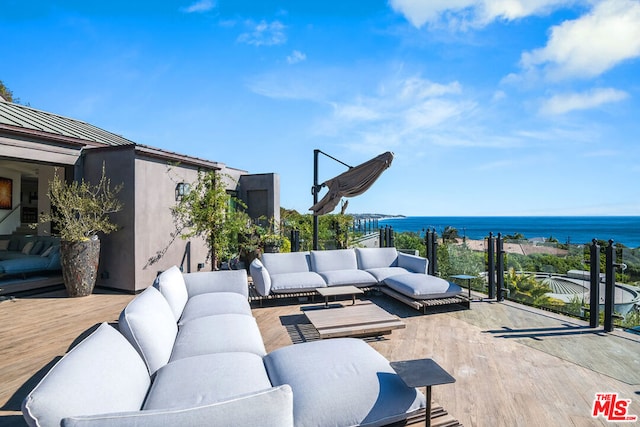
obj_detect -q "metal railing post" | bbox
[487,232,495,299]
[496,233,505,301]
[425,229,433,275]
[432,232,439,276]
[604,240,616,332]
[589,239,600,328]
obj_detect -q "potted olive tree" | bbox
[39,166,123,297]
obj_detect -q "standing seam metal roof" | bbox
[0,100,134,146]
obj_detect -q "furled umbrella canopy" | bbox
[310,151,394,215]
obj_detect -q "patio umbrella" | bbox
[310,151,394,215]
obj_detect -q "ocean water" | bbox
[378,216,640,248]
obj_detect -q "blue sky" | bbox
[2,0,640,216]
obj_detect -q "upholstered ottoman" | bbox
[263,338,425,427]
[384,273,463,300]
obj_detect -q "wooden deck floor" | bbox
[2,289,640,426]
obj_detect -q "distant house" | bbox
[0,99,279,293]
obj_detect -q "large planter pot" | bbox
[60,238,101,297]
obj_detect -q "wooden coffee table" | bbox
[303,300,405,339]
[315,285,364,308]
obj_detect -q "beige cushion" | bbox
[0,239,9,250]
[21,241,34,254]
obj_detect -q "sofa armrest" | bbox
[397,252,428,274]
[249,259,271,296]
[182,270,249,299]
[61,385,293,427]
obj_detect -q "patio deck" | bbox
[1,288,639,426]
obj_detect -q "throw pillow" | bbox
[0,240,9,250]
[22,241,34,255]
[31,240,45,255]
[41,245,58,257]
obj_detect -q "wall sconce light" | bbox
[175,182,190,201]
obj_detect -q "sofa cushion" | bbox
[397,252,428,274]
[319,269,377,287]
[144,352,272,410]
[310,249,358,272]
[21,241,34,255]
[355,247,399,270]
[30,240,45,255]
[61,385,294,427]
[22,323,150,427]
[171,314,266,361]
[270,271,327,293]
[249,258,272,296]
[154,265,188,322]
[118,286,178,375]
[0,256,53,275]
[261,251,313,274]
[183,269,249,299]
[0,239,9,250]
[365,267,411,282]
[384,273,463,300]
[264,338,425,427]
[179,292,252,325]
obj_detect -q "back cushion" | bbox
[154,266,188,321]
[310,249,357,273]
[261,252,312,275]
[356,248,399,270]
[22,323,150,427]
[118,287,178,375]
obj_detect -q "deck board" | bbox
[2,289,640,426]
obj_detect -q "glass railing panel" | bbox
[501,239,590,318]
[439,238,487,295]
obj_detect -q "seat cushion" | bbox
[270,272,327,293]
[118,287,178,375]
[384,273,463,300]
[22,323,150,427]
[264,338,425,427]
[365,267,410,282]
[144,352,272,410]
[319,269,377,287]
[171,314,266,361]
[179,292,252,325]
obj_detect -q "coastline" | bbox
[377,215,640,249]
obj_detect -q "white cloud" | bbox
[286,50,306,64]
[540,88,628,114]
[520,0,640,80]
[182,0,215,14]
[388,0,577,29]
[237,20,286,46]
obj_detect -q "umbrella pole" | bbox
[313,149,320,250]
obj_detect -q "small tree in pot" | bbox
[39,166,123,297]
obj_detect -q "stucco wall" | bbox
[132,156,212,290]
[83,147,214,292]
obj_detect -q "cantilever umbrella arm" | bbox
[310,150,393,250]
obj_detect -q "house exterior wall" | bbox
[239,173,280,226]
[131,155,212,290]
[82,146,215,293]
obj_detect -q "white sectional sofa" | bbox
[250,247,468,312]
[22,266,426,427]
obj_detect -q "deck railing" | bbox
[430,232,640,333]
